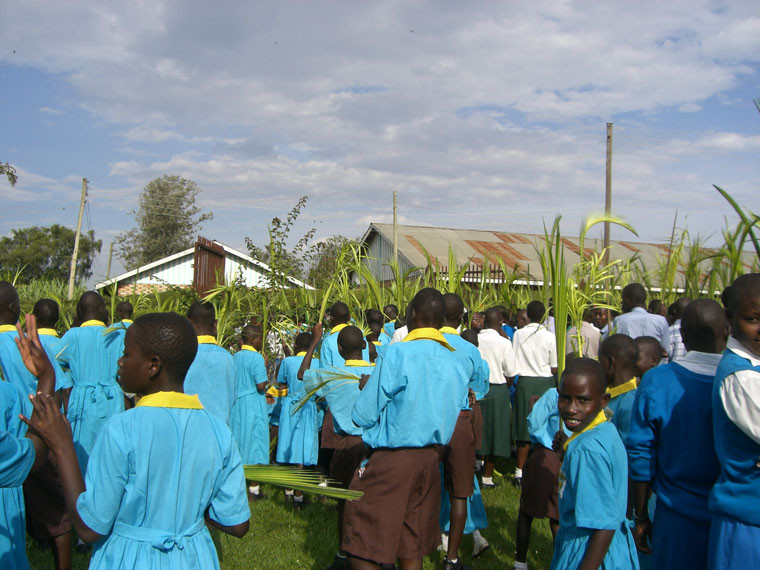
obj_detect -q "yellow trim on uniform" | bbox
[241,344,258,352]
[197,335,217,345]
[345,359,374,367]
[0,324,17,333]
[607,378,638,399]
[121,319,134,324]
[564,410,607,450]
[136,391,204,410]
[37,328,59,337]
[402,327,455,351]
[296,351,307,357]
[372,341,382,346]
[439,326,459,335]
[267,385,288,397]
[330,323,349,335]
[81,320,105,327]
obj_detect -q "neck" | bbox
[612,368,637,386]
[142,378,184,396]
[193,328,214,336]
[443,320,460,329]
[0,316,17,326]
[342,351,363,361]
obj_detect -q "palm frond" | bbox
[243,465,363,500]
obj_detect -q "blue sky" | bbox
[1,1,759,284]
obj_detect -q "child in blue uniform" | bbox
[382,304,398,338]
[32,298,74,400]
[231,325,269,501]
[708,273,760,569]
[627,299,727,570]
[104,302,134,381]
[57,291,125,474]
[22,312,251,570]
[635,336,663,377]
[184,301,236,424]
[599,334,639,443]
[550,358,638,570]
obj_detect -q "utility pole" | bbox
[67,178,88,300]
[603,123,613,265]
[393,191,398,268]
[106,242,114,280]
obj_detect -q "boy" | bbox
[550,358,638,570]
[512,300,557,486]
[613,283,670,351]
[666,297,690,362]
[230,325,269,501]
[635,336,664,377]
[382,304,399,338]
[22,312,250,569]
[32,298,73,397]
[57,291,125,473]
[708,273,760,568]
[184,301,236,425]
[342,288,469,569]
[627,299,727,569]
[599,334,639,443]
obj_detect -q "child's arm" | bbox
[205,514,249,538]
[631,481,652,554]
[579,529,615,570]
[297,323,322,380]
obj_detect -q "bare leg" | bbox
[398,558,423,570]
[483,457,495,478]
[515,511,533,563]
[516,442,530,471]
[52,531,72,570]
[446,497,468,561]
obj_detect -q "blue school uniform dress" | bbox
[627,354,721,570]
[276,353,321,466]
[77,391,250,570]
[59,320,125,473]
[36,328,74,390]
[307,360,374,437]
[0,382,35,570]
[383,322,395,339]
[184,336,236,425]
[0,325,69,397]
[230,345,269,465]
[708,339,760,570]
[551,417,638,570]
[103,320,132,367]
[606,378,638,446]
[319,324,371,369]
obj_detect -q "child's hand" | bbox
[552,430,568,460]
[20,393,74,453]
[633,516,652,554]
[15,315,53,380]
[311,322,323,339]
[468,389,476,408]
[358,374,371,390]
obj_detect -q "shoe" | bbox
[438,532,449,553]
[480,478,495,489]
[472,536,490,558]
[75,540,91,554]
[512,476,522,488]
[442,557,470,570]
[326,553,351,570]
[248,491,267,502]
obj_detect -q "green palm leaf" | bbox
[242,465,363,500]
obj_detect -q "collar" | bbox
[330,323,349,335]
[372,341,382,346]
[439,326,459,335]
[81,320,105,327]
[0,324,16,333]
[296,351,307,357]
[676,351,723,376]
[631,307,648,314]
[121,319,133,325]
[136,391,203,410]
[727,336,760,367]
[402,327,454,351]
[564,410,607,450]
[241,344,258,352]
[607,378,638,399]
[197,335,217,345]
[345,359,374,367]
[37,328,59,337]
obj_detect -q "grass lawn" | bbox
[27,458,555,569]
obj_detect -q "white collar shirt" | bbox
[513,322,557,377]
[477,328,517,384]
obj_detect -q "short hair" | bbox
[338,325,364,352]
[0,281,19,310]
[720,286,732,309]
[599,334,639,368]
[186,301,215,328]
[116,301,133,319]
[443,293,465,324]
[728,273,760,312]
[622,283,647,305]
[635,336,662,361]
[526,300,545,323]
[130,312,198,383]
[33,298,59,328]
[365,309,384,325]
[484,306,503,328]
[461,329,479,347]
[409,288,445,329]
[330,302,350,324]
[241,324,262,342]
[294,332,313,351]
[668,297,691,320]
[383,304,399,320]
[680,299,727,351]
[77,291,105,319]
[561,357,606,394]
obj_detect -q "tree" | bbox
[306,235,359,289]
[1,162,17,186]
[117,175,213,269]
[0,225,102,282]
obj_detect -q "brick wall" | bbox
[116,283,191,296]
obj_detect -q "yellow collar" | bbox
[81,320,105,327]
[121,319,133,324]
[136,391,204,410]
[345,359,374,367]
[0,324,16,333]
[402,327,454,351]
[296,351,307,357]
[607,378,638,399]
[330,323,349,335]
[37,328,59,337]
[439,326,459,335]
[241,344,258,352]
[197,335,217,345]
[564,410,607,450]
[372,341,382,346]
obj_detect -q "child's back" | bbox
[184,341,236,425]
[276,353,321,466]
[230,345,269,465]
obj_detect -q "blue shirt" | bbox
[527,388,571,449]
[383,322,396,338]
[306,361,374,437]
[441,331,490,407]
[103,320,131,371]
[185,342,236,425]
[352,336,468,448]
[0,329,68,395]
[607,388,637,445]
[612,307,670,351]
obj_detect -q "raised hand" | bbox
[311,321,323,340]
[20,392,73,452]
[15,315,53,381]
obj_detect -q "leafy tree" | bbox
[117,175,213,269]
[1,162,17,186]
[306,235,359,289]
[0,225,102,282]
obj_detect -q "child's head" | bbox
[590,306,607,330]
[515,309,529,329]
[621,283,647,313]
[484,306,504,330]
[383,304,399,323]
[526,300,545,324]
[77,291,107,323]
[0,281,20,325]
[186,301,216,335]
[668,297,690,323]
[598,334,638,383]
[294,332,313,354]
[117,312,198,394]
[635,336,663,376]
[241,324,263,351]
[558,358,609,433]
[337,325,366,360]
[33,298,59,329]
[408,288,445,330]
[328,302,350,327]
[461,329,479,347]
[726,273,760,357]
[680,299,728,354]
[648,299,666,317]
[470,311,485,330]
[117,301,134,321]
[442,293,465,327]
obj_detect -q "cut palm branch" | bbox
[242,465,363,500]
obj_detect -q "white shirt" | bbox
[566,321,601,358]
[477,328,517,385]
[720,337,760,445]
[390,325,408,344]
[513,322,557,377]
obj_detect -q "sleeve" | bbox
[252,354,267,389]
[468,355,489,398]
[626,377,658,481]
[351,349,400,428]
[0,430,35,487]
[720,370,760,445]
[501,341,517,377]
[658,319,670,351]
[666,328,676,361]
[568,448,625,530]
[207,431,251,526]
[527,390,555,442]
[547,333,558,368]
[56,331,73,369]
[276,359,287,385]
[76,420,130,535]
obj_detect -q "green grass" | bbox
[27,458,555,569]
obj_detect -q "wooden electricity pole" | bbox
[393,191,398,268]
[603,123,613,265]
[67,178,88,300]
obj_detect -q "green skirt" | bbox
[515,375,557,442]
[477,383,511,458]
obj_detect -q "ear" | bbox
[601,392,611,408]
[361,339,366,350]
[147,354,161,380]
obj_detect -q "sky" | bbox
[1,1,759,285]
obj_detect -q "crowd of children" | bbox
[0,274,758,569]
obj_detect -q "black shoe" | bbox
[293,498,306,511]
[442,558,470,570]
[512,476,522,488]
[326,553,351,570]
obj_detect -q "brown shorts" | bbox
[330,435,368,489]
[342,447,441,564]
[519,444,561,521]
[471,401,483,452]
[442,411,475,499]
[23,452,71,540]
[320,410,342,449]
